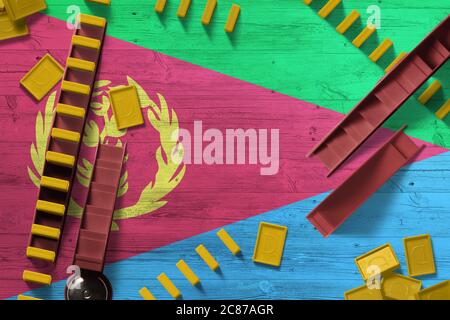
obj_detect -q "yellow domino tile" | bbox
[0,11,28,41]
[86,0,111,5]
[36,200,65,216]
[336,10,360,34]
[352,25,376,48]
[67,57,96,72]
[217,228,241,255]
[177,0,191,18]
[318,0,341,19]
[344,285,384,300]
[253,222,287,267]
[435,99,450,120]
[46,151,75,168]
[0,0,4,11]
[139,287,156,300]
[418,80,442,105]
[72,35,101,50]
[355,243,400,280]
[56,103,86,119]
[157,273,181,299]
[20,54,64,101]
[51,127,80,143]
[201,0,217,25]
[416,280,450,300]
[40,176,70,193]
[61,80,91,96]
[385,52,407,73]
[17,295,42,300]
[196,244,219,271]
[26,247,55,262]
[79,13,106,28]
[225,4,240,33]
[404,234,436,277]
[31,224,61,240]
[381,273,422,300]
[154,0,167,13]
[22,270,52,285]
[369,38,393,62]
[109,85,144,130]
[303,0,312,5]
[4,0,47,21]
[176,260,200,286]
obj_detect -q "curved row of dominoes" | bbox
[22,13,107,287]
[304,0,449,120]
[155,0,241,33]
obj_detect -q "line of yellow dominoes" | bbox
[154,0,240,33]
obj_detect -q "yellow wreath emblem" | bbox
[27,76,186,231]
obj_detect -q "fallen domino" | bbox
[108,85,144,130]
[4,0,46,21]
[355,243,400,280]
[253,222,287,267]
[382,273,422,300]
[404,234,436,277]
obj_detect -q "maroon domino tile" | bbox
[307,126,422,237]
[307,15,449,176]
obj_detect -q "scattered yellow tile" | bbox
[318,0,341,19]
[176,260,200,286]
[201,0,217,25]
[355,243,400,280]
[139,287,156,300]
[369,38,393,62]
[253,222,287,267]
[385,52,407,73]
[157,273,181,299]
[217,228,241,255]
[20,54,63,101]
[404,234,436,277]
[154,0,167,13]
[435,99,450,120]
[177,0,191,18]
[336,10,360,34]
[4,0,47,21]
[416,280,450,300]
[225,4,240,33]
[22,270,52,285]
[109,85,144,130]
[0,12,28,41]
[382,273,422,300]
[418,80,441,105]
[196,244,219,271]
[344,285,384,300]
[352,25,376,48]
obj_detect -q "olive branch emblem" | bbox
[27,77,186,231]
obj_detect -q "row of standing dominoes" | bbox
[155,0,240,33]
[304,0,449,120]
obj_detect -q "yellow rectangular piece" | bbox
[201,0,217,25]
[109,85,144,130]
[217,228,241,255]
[4,0,47,21]
[154,0,167,13]
[46,151,75,168]
[51,127,80,143]
[336,10,360,34]
[20,54,64,101]
[225,4,240,33]
[61,80,91,96]
[72,35,101,50]
[369,38,393,62]
[67,57,96,72]
[86,0,111,5]
[0,0,4,11]
[195,244,219,271]
[26,247,55,262]
[381,273,422,300]
[416,280,450,300]
[79,13,106,28]
[435,99,450,120]
[404,234,436,277]
[253,222,287,267]
[418,80,442,105]
[385,51,407,73]
[0,11,28,40]
[177,0,191,18]
[139,287,156,300]
[36,199,66,216]
[176,260,200,286]
[22,270,52,285]
[352,26,376,48]
[344,285,383,300]
[40,176,70,193]
[318,0,341,19]
[157,273,181,299]
[355,243,400,280]
[31,224,61,240]
[56,103,86,119]
[303,0,312,5]
[17,295,42,300]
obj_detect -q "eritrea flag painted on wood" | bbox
[0,13,447,299]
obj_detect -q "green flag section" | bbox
[43,0,449,148]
